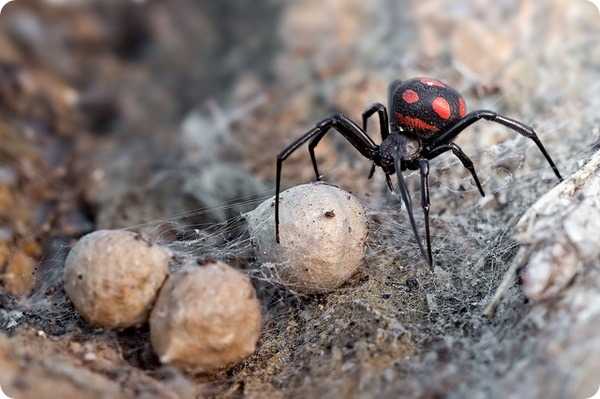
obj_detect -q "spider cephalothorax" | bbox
[274,78,563,268]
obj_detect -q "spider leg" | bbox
[308,113,377,181]
[428,143,486,197]
[385,174,394,191]
[368,164,376,179]
[370,166,395,192]
[276,127,321,243]
[362,103,390,181]
[362,103,390,140]
[426,110,563,181]
[418,159,433,268]
[276,114,378,243]
[393,151,430,268]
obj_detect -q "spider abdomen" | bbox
[390,78,467,138]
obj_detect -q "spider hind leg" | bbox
[427,110,563,182]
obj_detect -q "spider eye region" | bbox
[391,77,467,137]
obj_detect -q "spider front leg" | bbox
[392,150,430,268]
[276,114,377,243]
[418,159,433,268]
[427,110,563,181]
[427,143,486,197]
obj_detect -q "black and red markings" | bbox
[458,97,467,118]
[395,114,439,132]
[391,78,468,138]
[432,97,451,120]
[402,89,420,104]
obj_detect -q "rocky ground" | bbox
[0,0,599,398]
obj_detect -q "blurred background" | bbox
[0,0,598,251]
[0,1,599,398]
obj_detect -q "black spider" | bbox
[275,78,563,268]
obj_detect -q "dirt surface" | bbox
[0,0,599,398]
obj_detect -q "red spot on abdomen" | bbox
[432,97,451,120]
[402,89,420,104]
[420,78,446,88]
[395,113,439,134]
[458,97,467,117]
